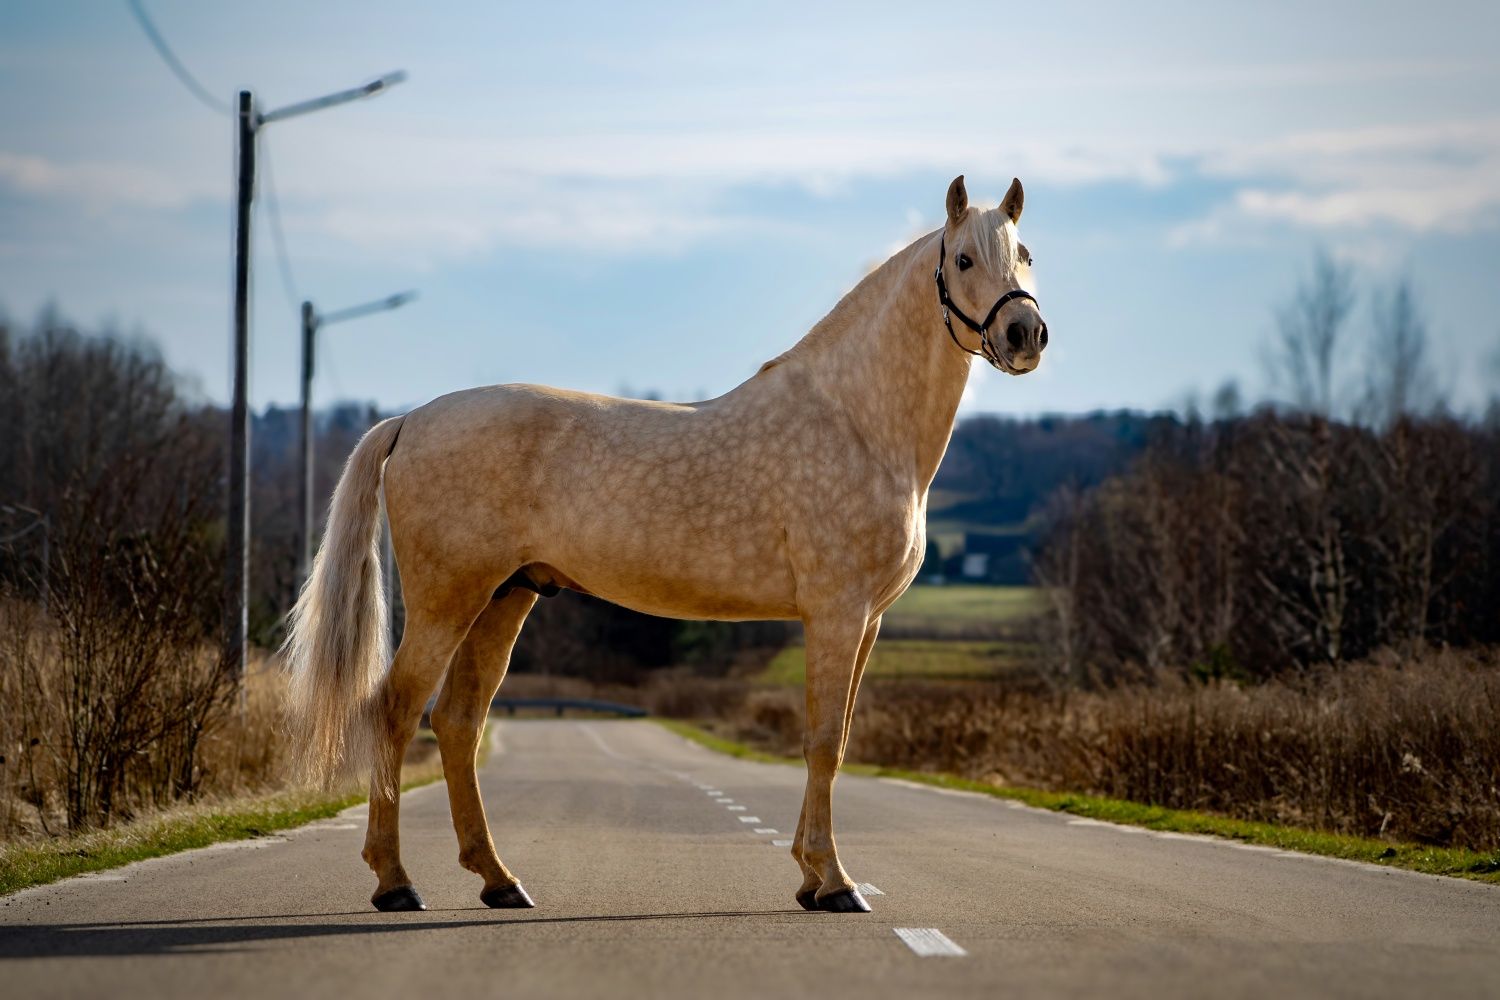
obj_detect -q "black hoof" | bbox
[817,888,871,913]
[480,881,535,909]
[795,889,819,911]
[372,885,427,912]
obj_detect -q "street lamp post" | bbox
[297,292,416,585]
[224,71,405,688]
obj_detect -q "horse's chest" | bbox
[789,482,924,588]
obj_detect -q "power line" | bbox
[124,0,233,116]
[259,138,302,310]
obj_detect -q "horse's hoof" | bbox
[817,888,871,913]
[481,881,535,909]
[795,889,819,911]
[372,885,427,912]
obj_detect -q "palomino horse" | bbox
[283,174,1048,914]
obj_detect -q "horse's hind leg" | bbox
[430,589,538,908]
[363,597,488,912]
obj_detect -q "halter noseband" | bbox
[935,233,1038,367]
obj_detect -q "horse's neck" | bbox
[796,232,971,490]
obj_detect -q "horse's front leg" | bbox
[793,614,879,910]
[794,608,874,913]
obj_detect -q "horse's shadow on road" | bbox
[0,908,800,959]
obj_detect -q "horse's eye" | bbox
[1018,244,1034,266]
[955,253,973,271]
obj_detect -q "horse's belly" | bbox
[537,518,799,621]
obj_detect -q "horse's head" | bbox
[936,175,1047,375]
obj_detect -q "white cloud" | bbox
[10,113,1500,265]
[1174,119,1500,240]
[0,152,216,212]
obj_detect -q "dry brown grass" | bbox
[576,647,1500,852]
[848,648,1500,849]
[2,646,285,843]
[0,642,442,846]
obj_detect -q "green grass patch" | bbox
[0,789,366,897]
[884,584,1042,629]
[655,719,1500,885]
[759,639,1025,685]
[0,726,473,898]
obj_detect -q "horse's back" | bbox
[383,381,803,618]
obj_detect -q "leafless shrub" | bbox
[0,314,248,835]
[654,650,1500,851]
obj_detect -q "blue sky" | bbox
[2,1,1498,416]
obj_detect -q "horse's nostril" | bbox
[1005,322,1025,350]
[1039,322,1049,349]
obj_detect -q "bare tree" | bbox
[1268,251,1356,418]
[1211,378,1243,421]
[1362,278,1440,428]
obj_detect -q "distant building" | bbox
[961,533,1030,584]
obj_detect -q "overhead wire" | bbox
[259,140,303,312]
[124,0,233,117]
[126,0,305,315]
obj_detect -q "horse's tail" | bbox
[282,414,405,789]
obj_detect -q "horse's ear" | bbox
[945,175,968,225]
[1001,177,1024,224]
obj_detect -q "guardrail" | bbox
[490,697,648,718]
[422,696,649,728]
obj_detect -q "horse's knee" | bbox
[802,731,843,769]
[429,699,479,743]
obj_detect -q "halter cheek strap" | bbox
[935,233,1038,366]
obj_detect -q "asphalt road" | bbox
[3,719,1498,999]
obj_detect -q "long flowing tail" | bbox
[281,415,405,787]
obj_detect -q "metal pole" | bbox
[298,301,316,585]
[295,289,414,591]
[226,89,255,686]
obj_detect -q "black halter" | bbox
[934,233,1038,367]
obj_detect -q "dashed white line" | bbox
[738,816,762,823]
[856,883,884,896]
[753,828,778,834]
[894,928,966,957]
[727,805,746,811]
[771,839,793,847]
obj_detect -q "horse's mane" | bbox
[757,206,1013,375]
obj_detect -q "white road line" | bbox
[894,928,967,957]
[704,790,722,795]
[738,816,762,823]
[727,805,746,811]
[856,883,884,896]
[577,723,636,763]
[772,839,793,847]
[753,828,778,834]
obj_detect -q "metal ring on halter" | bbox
[934,233,1038,366]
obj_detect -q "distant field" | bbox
[759,638,1027,685]
[884,584,1043,635]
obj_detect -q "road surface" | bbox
[3,720,1498,999]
